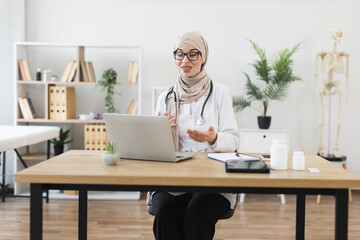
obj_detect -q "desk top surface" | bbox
[15,150,360,189]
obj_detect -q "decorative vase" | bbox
[257,116,271,129]
[54,145,64,156]
[102,153,118,166]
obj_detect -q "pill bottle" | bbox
[36,68,41,81]
[292,151,305,170]
[270,139,288,170]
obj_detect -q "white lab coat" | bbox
[155,82,240,209]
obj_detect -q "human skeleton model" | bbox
[314,29,349,157]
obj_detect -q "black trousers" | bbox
[152,192,231,240]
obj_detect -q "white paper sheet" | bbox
[208,153,259,162]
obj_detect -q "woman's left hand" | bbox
[187,126,218,145]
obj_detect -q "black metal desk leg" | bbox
[296,193,305,240]
[45,140,51,203]
[335,189,348,240]
[47,140,50,159]
[79,190,88,240]
[1,151,6,202]
[30,184,43,240]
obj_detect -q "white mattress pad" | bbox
[0,125,60,152]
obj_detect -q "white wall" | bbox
[2,0,360,175]
[0,0,25,188]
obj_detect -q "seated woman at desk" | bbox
[148,31,240,240]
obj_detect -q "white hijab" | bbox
[167,31,212,150]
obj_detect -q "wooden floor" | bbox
[0,192,359,240]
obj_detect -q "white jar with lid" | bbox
[292,151,305,170]
[270,139,288,170]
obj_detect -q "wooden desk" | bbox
[15,150,360,240]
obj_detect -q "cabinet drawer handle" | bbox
[263,135,266,138]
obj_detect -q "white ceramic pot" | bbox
[102,153,118,166]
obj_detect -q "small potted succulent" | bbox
[102,143,118,166]
[50,128,72,156]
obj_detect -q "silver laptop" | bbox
[103,113,195,162]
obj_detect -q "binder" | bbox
[95,125,100,151]
[48,86,56,119]
[55,87,61,119]
[90,125,96,150]
[84,125,91,150]
[101,125,109,150]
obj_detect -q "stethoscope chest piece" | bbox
[196,116,206,126]
[166,80,213,127]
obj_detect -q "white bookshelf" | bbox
[13,42,142,200]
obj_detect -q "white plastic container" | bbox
[292,151,305,170]
[270,139,288,170]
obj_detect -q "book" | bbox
[67,61,78,82]
[17,60,26,80]
[127,61,133,83]
[80,61,89,82]
[126,100,138,114]
[85,62,93,82]
[18,97,29,119]
[130,61,139,83]
[27,98,36,118]
[89,62,96,82]
[22,97,34,120]
[22,60,33,81]
[60,60,75,82]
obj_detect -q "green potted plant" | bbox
[98,68,121,113]
[50,128,73,156]
[233,40,301,129]
[102,143,118,166]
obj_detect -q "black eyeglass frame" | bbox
[173,50,202,61]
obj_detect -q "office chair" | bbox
[148,194,239,220]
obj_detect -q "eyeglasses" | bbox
[173,50,201,61]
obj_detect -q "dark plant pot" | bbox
[257,116,271,129]
[54,145,64,156]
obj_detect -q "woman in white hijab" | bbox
[151,31,240,240]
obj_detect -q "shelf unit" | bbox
[13,42,142,200]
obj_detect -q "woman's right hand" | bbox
[158,112,176,128]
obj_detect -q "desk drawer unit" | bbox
[239,129,289,153]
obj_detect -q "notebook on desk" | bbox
[103,113,195,162]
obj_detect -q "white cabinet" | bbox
[239,129,289,204]
[239,129,289,153]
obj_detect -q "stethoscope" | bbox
[165,80,213,126]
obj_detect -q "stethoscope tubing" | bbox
[165,80,213,125]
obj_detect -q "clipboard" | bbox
[208,152,259,163]
[225,159,270,173]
